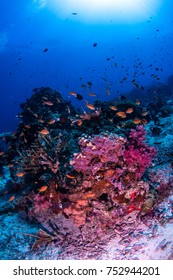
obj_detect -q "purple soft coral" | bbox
[70,135,126,177]
[124,125,156,179]
[71,126,156,183]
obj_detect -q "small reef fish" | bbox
[43,100,53,106]
[48,119,56,125]
[38,119,44,123]
[39,128,49,135]
[69,92,83,100]
[132,80,139,88]
[77,120,83,126]
[81,84,86,88]
[135,99,140,105]
[106,89,110,95]
[133,83,139,88]
[109,106,117,111]
[133,118,141,124]
[66,174,76,179]
[24,125,31,129]
[141,119,147,125]
[16,172,25,177]
[141,110,148,116]
[87,82,92,86]
[76,93,83,100]
[126,108,133,114]
[56,98,61,103]
[120,95,127,100]
[85,101,95,110]
[116,111,126,118]
[89,93,96,97]
[30,111,38,118]
[39,186,48,193]
[69,91,77,97]
[8,195,15,202]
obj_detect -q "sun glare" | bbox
[47,0,161,23]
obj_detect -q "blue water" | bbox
[0,0,173,132]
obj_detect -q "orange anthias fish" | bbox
[89,93,96,97]
[43,100,53,106]
[69,91,77,97]
[39,128,49,135]
[48,119,56,125]
[77,120,83,126]
[39,186,48,193]
[85,101,95,110]
[126,108,133,114]
[116,111,126,118]
[16,172,25,177]
[8,195,15,202]
[109,105,117,111]
[38,119,44,124]
[133,118,141,124]
[66,174,76,179]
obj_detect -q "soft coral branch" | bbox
[124,125,156,179]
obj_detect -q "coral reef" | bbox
[0,87,173,259]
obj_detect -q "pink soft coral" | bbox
[70,126,156,187]
[124,126,156,179]
[67,127,157,226]
[70,135,126,177]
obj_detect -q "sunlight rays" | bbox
[47,0,162,23]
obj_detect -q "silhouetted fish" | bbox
[76,94,83,100]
